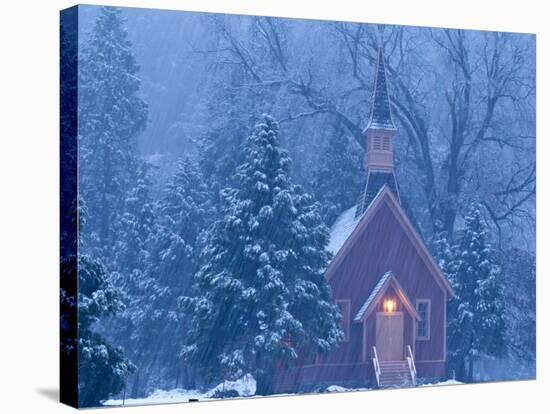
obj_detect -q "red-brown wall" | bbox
[328,200,446,365]
[274,197,448,393]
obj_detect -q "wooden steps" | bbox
[378,360,413,388]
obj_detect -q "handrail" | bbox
[371,346,381,387]
[406,345,416,385]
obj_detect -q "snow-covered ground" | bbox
[103,374,256,407]
[325,385,351,393]
[323,384,370,393]
[322,379,462,393]
[104,376,462,406]
[420,379,463,387]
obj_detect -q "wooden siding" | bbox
[328,199,446,364]
[273,196,448,393]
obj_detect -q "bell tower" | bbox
[356,46,401,217]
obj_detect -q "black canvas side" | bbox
[60,5,79,409]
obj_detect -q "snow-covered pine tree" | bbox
[501,248,535,376]
[79,6,148,258]
[76,198,135,407]
[104,162,159,388]
[113,162,157,278]
[312,125,362,226]
[126,158,214,395]
[78,255,136,407]
[447,203,506,382]
[182,114,343,395]
[430,221,462,380]
[430,220,455,280]
[195,87,247,205]
[60,12,78,259]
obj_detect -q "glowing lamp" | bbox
[384,299,396,313]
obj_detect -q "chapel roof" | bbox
[354,270,420,322]
[326,186,456,297]
[366,46,396,131]
[327,186,385,257]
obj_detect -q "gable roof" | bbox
[357,170,400,218]
[327,206,362,256]
[354,271,392,321]
[326,185,455,297]
[328,186,387,257]
[354,271,420,322]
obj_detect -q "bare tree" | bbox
[204,17,535,248]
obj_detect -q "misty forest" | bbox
[60,6,535,407]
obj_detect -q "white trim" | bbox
[443,289,447,361]
[362,319,368,363]
[354,272,420,322]
[366,165,395,173]
[412,311,416,357]
[415,299,431,341]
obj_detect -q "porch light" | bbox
[384,298,396,313]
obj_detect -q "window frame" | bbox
[336,299,351,342]
[416,299,431,341]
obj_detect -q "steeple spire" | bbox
[356,44,400,217]
[366,46,396,131]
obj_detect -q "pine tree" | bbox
[430,220,455,278]
[501,248,535,375]
[105,162,159,390]
[60,12,78,258]
[182,114,343,394]
[196,100,246,206]
[126,158,214,394]
[312,125,362,225]
[447,203,506,382]
[76,198,135,407]
[113,162,157,275]
[79,6,148,257]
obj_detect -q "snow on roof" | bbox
[327,205,362,256]
[354,271,393,322]
[327,186,389,257]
